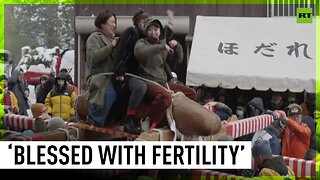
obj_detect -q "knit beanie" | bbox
[47,117,65,131]
[31,103,46,118]
[252,139,272,158]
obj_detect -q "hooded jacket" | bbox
[249,97,265,114]
[134,18,183,84]
[45,74,77,121]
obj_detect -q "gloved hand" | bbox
[266,110,278,120]
[276,117,288,131]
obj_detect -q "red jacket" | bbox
[282,118,311,159]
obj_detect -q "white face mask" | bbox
[288,97,296,102]
[236,109,244,119]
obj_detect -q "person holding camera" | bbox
[275,103,311,159]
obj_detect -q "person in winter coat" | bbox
[238,97,265,141]
[111,9,150,134]
[134,18,196,129]
[36,77,55,104]
[276,103,311,159]
[1,75,19,114]
[45,73,77,121]
[85,10,119,126]
[252,117,286,155]
[252,139,295,178]
[35,75,49,99]
[247,97,265,117]
[8,69,29,115]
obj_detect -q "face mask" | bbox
[288,97,296,103]
[236,110,244,119]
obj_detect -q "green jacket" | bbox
[134,38,183,84]
[86,31,115,107]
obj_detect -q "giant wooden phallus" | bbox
[172,93,222,136]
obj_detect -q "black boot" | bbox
[124,116,141,134]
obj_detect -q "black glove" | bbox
[266,110,278,120]
[278,117,288,127]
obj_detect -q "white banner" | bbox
[187,16,316,92]
[0,141,251,169]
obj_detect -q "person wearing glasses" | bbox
[45,73,77,121]
[275,103,311,159]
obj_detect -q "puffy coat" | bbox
[45,75,77,121]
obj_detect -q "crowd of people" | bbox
[1,8,318,179]
[83,9,318,178]
[1,66,78,135]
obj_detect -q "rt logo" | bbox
[297,8,312,23]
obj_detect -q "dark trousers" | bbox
[113,76,147,121]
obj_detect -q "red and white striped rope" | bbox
[225,113,280,138]
[4,114,68,132]
[283,156,318,177]
[5,114,35,131]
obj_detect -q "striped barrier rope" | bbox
[225,113,280,138]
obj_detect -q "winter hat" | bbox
[252,139,272,158]
[31,103,46,118]
[285,103,302,116]
[248,97,265,113]
[47,117,65,131]
[60,68,68,73]
[144,18,163,32]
